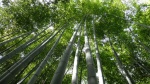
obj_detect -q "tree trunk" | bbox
[92,18,104,84]
[0,34,28,55]
[17,63,39,84]
[0,31,32,47]
[50,22,82,84]
[84,20,97,84]
[27,27,66,84]
[127,43,150,74]
[108,37,135,84]
[79,59,83,84]
[72,28,81,84]
[0,25,64,84]
[0,27,52,64]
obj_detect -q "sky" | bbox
[137,0,150,4]
[0,0,150,6]
[0,0,150,7]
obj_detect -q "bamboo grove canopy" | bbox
[0,0,150,84]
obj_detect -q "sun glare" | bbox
[137,0,150,4]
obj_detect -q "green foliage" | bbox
[0,0,150,84]
[0,0,52,31]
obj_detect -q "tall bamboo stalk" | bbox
[108,37,135,84]
[0,31,32,47]
[0,27,52,64]
[0,25,65,84]
[92,18,104,84]
[84,20,97,84]
[50,20,83,84]
[27,27,66,84]
[72,27,82,84]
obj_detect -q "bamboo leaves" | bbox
[0,0,150,84]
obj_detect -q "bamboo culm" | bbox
[92,18,104,84]
[109,37,135,84]
[0,27,52,64]
[0,24,65,83]
[84,20,97,84]
[27,27,66,84]
[0,31,33,47]
[50,21,82,84]
[72,27,81,84]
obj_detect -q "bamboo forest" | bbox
[0,0,150,84]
